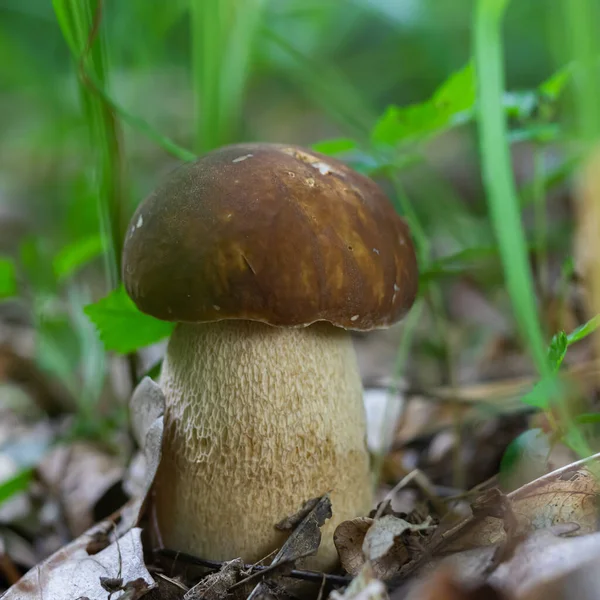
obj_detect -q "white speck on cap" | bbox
[373,248,380,255]
[313,161,332,175]
[213,305,221,311]
[350,314,359,321]
[232,154,253,163]
[136,215,143,229]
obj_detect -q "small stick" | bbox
[155,548,352,587]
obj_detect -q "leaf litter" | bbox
[4,364,600,600]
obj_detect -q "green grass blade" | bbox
[473,0,548,375]
[53,0,124,289]
[563,0,600,141]
[190,0,267,153]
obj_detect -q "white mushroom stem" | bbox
[154,320,373,570]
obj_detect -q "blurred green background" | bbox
[1,0,599,456]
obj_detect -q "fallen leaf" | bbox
[444,454,600,552]
[490,528,600,597]
[363,388,405,455]
[363,515,433,562]
[335,518,373,577]
[184,558,243,600]
[272,494,332,566]
[243,495,332,600]
[38,441,124,536]
[129,377,166,449]
[517,559,600,600]
[276,496,321,531]
[2,523,154,599]
[335,514,433,581]
[119,377,165,534]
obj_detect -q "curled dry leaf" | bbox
[130,376,166,449]
[335,515,432,580]
[275,496,321,531]
[335,518,373,577]
[39,441,124,536]
[363,515,433,562]
[184,558,244,600]
[244,495,332,600]
[2,523,154,600]
[119,376,165,534]
[330,563,388,600]
[272,494,332,566]
[444,453,600,552]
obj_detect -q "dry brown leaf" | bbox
[363,515,433,562]
[490,528,600,598]
[271,494,332,566]
[275,496,321,531]
[445,454,600,552]
[2,521,154,599]
[335,515,432,581]
[39,441,124,536]
[130,377,166,449]
[119,376,165,534]
[244,495,332,600]
[335,518,373,576]
[184,558,243,600]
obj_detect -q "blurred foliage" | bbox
[1,0,600,468]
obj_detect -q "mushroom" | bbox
[122,143,418,570]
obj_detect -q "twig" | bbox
[153,572,189,592]
[375,469,448,518]
[155,549,352,586]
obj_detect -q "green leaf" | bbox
[575,413,600,425]
[547,331,568,372]
[84,285,174,354]
[521,316,600,412]
[566,314,600,345]
[521,376,562,409]
[312,138,358,155]
[0,468,33,507]
[539,64,572,100]
[371,62,476,146]
[53,234,106,282]
[0,257,17,299]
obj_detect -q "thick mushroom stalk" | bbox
[155,320,372,568]
[122,142,418,571]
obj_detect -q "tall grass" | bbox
[53,0,123,289]
[190,0,267,153]
[473,0,549,375]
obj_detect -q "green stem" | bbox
[473,0,548,375]
[53,0,124,288]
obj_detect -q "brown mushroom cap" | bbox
[122,143,418,330]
